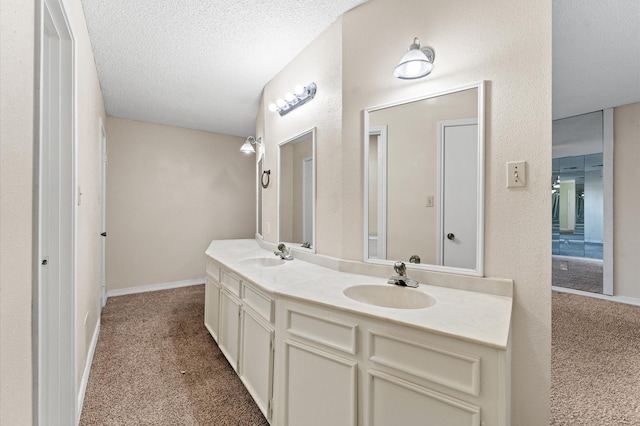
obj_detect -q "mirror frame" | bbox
[277,127,317,253]
[363,81,485,276]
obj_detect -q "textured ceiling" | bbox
[82,1,639,136]
[81,0,368,137]
[553,0,640,120]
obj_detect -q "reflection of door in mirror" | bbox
[367,87,479,268]
[278,129,315,251]
[257,157,263,237]
[368,126,387,259]
[439,119,478,269]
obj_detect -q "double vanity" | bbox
[204,239,512,426]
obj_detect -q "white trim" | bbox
[552,286,640,307]
[77,319,100,420]
[602,108,614,296]
[106,278,205,298]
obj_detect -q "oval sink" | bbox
[239,257,286,267]
[343,284,436,309]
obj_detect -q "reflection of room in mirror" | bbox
[278,130,315,250]
[366,86,480,271]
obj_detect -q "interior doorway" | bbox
[37,0,76,423]
[551,111,612,295]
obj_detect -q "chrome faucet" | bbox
[274,243,294,260]
[388,261,419,288]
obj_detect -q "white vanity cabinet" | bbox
[204,257,276,422]
[274,300,360,426]
[238,282,276,421]
[204,259,221,341]
[275,298,509,426]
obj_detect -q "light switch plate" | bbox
[507,161,527,187]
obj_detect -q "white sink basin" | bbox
[343,284,436,309]
[239,257,286,267]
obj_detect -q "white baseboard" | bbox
[77,319,100,422]
[552,286,640,307]
[106,278,205,298]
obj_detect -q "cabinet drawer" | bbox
[285,308,358,355]
[206,260,221,282]
[221,270,241,296]
[242,284,274,323]
[368,330,480,396]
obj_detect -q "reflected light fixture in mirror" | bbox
[268,83,317,116]
[393,37,435,80]
[240,136,262,154]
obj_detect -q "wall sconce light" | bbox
[240,136,262,154]
[268,83,317,116]
[393,37,435,80]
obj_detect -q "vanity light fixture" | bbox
[268,82,317,116]
[240,136,262,154]
[393,37,435,80]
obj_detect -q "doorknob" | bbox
[447,233,455,240]
[100,232,107,237]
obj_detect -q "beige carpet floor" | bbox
[552,292,640,425]
[80,285,268,425]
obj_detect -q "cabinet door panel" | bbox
[219,290,241,371]
[368,370,480,426]
[204,278,220,341]
[284,341,357,426]
[240,309,274,420]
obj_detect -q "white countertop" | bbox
[206,239,512,350]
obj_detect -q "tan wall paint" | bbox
[0,0,35,423]
[261,0,552,422]
[105,117,255,291]
[614,102,640,299]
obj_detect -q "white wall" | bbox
[614,102,640,299]
[105,117,255,291]
[261,0,552,422]
[0,0,35,423]
[0,0,106,420]
[66,0,107,396]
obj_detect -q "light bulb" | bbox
[269,103,278,112]
[276,99,287,108]
[284,92,295,102]
[294,85,305,96]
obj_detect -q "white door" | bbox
[99,122,107,308]
[440,120,478,269]
[38,0,76,423]
[302,156,313,246]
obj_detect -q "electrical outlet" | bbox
[507,161,527,187]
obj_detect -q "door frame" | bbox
[436,118,480,270]
[365,125,388,260]
[99,119,107,308]
[35,0,77,423]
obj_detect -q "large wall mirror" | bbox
[278,128,316,252]
[364,82,485,276]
